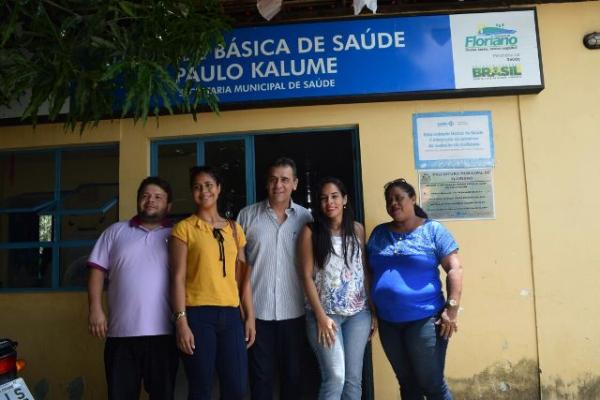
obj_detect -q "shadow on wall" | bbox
[67,377,84,400]
[33,377,84,400]
[33,379,49,399]
[170,359,319,399]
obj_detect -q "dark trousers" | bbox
[181,306,248,400]
[104,334,178,400]
[378,316,452,400]
[249,316,309,400]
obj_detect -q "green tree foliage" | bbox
[0,0,230,132]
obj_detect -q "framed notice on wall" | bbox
[419,168,495,220]
[413,111,494,170]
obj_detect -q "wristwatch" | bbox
[446,299,459,308]
[172,311,186,323]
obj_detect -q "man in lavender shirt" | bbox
[87,177,178,400]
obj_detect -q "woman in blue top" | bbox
[367,178,463,400]
[298,177,375,400]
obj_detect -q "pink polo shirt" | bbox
[87,217,172,337]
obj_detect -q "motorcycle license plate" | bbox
[0,378,34,400]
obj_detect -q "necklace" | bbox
[196,213,226,228]
[388,226,409,256]
[207,219,227,229]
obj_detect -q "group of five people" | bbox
[88,157,463,400]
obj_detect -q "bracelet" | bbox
[172,311,186,323]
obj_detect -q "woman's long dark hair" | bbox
[384,178,428,219]
[312,177,359,269]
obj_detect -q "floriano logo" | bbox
[465,23,518,49]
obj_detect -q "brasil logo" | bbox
[465,23,518,49]
[472,65,522,78]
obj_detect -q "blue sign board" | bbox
[0,10,543,120]
[176,9,542,106]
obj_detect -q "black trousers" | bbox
[104,335,179,400]
[249,316,317,400]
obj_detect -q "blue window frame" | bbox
[0,145,119,291]
[150,128,363,222]
[151,135,255,220]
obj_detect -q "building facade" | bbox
[0,2,599,399]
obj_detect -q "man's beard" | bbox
[138,209,165,224]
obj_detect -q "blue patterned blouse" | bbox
[367,220,458,323]
[307,235,368,316]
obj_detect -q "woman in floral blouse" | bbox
[298,177,375,400]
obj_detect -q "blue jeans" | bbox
[181,306,248,400]
[378,316,452,400]
[306,309,372,400]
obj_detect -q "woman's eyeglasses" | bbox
[384,178,407,190]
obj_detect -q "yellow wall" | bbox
[521,2,600,398]
[0,2,599,398]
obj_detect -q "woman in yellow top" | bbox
[170,166,255,400]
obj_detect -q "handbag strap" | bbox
[228,219,240,259]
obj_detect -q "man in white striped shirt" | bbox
[237,157,313,400]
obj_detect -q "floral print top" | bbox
[307,235,368,316]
